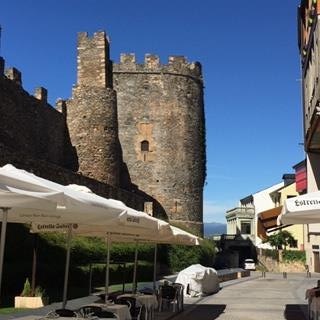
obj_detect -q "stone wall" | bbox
[67,87,120,187]
[113,54,205,234]
[0,144,145,211]
[258,255,306,272]
[0,64,77,171]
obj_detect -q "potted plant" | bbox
[14,278,48,308]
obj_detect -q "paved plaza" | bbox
[171,272,317,320]
[1,272,318,320]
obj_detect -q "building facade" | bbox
[298,0,320,271]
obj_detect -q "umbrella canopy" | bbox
[277,191,320,225]
[0,164,161,230]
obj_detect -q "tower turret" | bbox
[113,54,205,235]
[66,31,120,187]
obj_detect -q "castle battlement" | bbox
[5,67,22,86]
[77,31,111,88]
[2,59,52,107]
[77,30,109,44]
[114,53,202,80]
[34,87,48,104]
[2,60,51,106]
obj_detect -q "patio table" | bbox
[80,302,131,320]
[118,293,158,320]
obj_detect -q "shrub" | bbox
[20,278,32,297]
[167,239,215,272]
[283,250,306,263]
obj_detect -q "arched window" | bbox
[141,140,149,161]
[141,140,149,152]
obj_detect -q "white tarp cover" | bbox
[175,264,220,297]
[277,191,320,225]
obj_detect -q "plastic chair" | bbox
[158,284,178,312]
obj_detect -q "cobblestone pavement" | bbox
[168,272,317,320]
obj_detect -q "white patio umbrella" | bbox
[0,164,165,306]
[0,165,159,229]
[0,174,61,300]
[277,191,320,225]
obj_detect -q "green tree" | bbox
[265,230,296,250]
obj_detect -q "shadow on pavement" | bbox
[173,304,226,320]
[284,304,308,320]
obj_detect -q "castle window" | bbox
[141,140,149,152]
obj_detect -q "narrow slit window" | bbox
[141,140,149,152]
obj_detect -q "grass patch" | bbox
[0,307,28,315]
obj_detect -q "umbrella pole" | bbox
[153,244,157,293]
[132,241,138,294]
[31,234,38,296]
[62,224,72,309]
[105,233,111,303]
[88,263,92,295]
[0,207,9,302]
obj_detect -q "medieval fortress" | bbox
[0,31,206,235]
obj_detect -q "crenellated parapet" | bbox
[113,53,203,82]
[76,31,111,88]
[34,87,48,104]
[1,58,51,103]
[5,67,22,86]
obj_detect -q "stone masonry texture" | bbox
[113,54,205,234]
[0,30,206,236]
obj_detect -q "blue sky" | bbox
[0,0,304,223]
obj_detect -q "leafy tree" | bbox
[264,230,296,250]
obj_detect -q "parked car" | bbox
[244,258,256,270]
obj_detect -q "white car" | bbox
[244,258,256,270]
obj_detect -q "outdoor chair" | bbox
[116,296,142,320]
[46,308,78,317]
[158,284,178,312]
[79,305,103,317]
[172,283,184,312]
[78,305,118,319]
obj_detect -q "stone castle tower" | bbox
[66,31,120,187]
[67,31,206,234]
